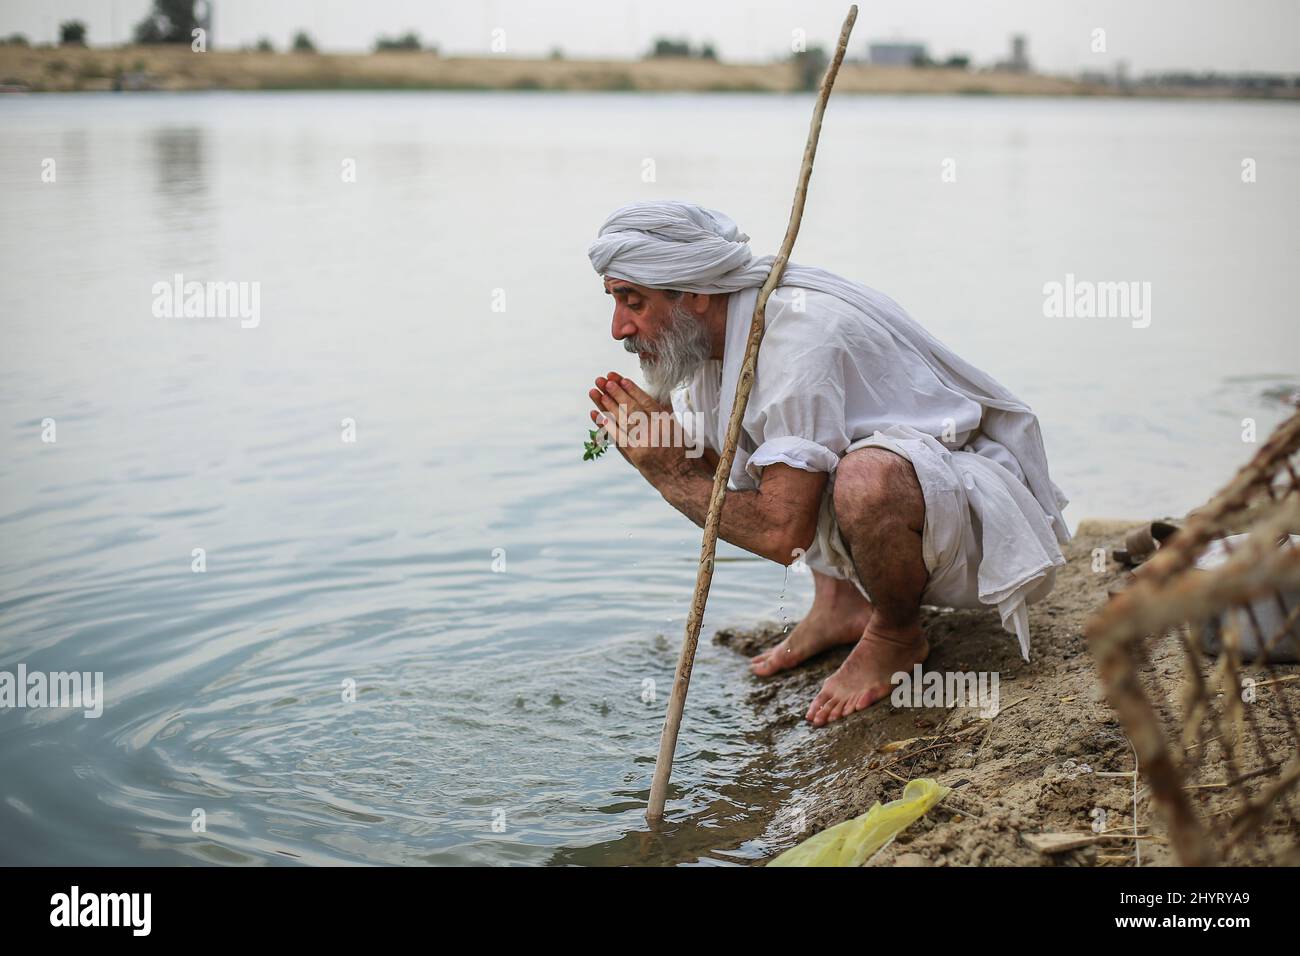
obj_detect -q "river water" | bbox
[0,91,1296,865]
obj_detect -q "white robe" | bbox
[670,286,1066,661]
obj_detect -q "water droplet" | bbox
[778,566,790,634]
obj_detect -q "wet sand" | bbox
[715,518,1298,866]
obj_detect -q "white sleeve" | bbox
[670,383,704,453]
[742,298,849,483]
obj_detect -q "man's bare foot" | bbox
[805,621,929,727]
[749,600,873,678]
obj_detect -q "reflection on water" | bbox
[0,92,1296,866]
[152,126,206,197]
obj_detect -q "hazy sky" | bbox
[4,0,1299,74]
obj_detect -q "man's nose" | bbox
[611,308,636,341]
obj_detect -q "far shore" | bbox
[2,45,1297,99]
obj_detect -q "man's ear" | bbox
[685,292,712,316]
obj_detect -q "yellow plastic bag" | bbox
[768,778,949,867]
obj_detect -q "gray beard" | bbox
[624,302,713,404]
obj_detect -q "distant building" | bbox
[995,34,1030,73]
[868,41,928,67]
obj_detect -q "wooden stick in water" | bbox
[645,4,860,824]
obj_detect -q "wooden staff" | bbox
[646,4,859,824]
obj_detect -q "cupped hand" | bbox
[587,372,690,479]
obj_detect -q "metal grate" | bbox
[1086,409,1300,865]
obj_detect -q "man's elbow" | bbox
[766,521,818,567]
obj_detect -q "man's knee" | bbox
[832,447,924,536]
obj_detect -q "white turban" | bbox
[586,199,1072,546]
[588,200,774,293]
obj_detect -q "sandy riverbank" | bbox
[715,517,1297,866]
[3,45,1293,98]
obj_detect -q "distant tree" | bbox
[650,37,722,60]
[133,0,197,45]
[649,37,692,58]
[374,31,421,52]
[647,37,719,60]
[292,31,317,53]
[255,37,275,53]
[792,45,828,91]
[942,54,970,70]
[549,46,564,60]
[59,21,87,46]
[134,20,163,44]
[1,33,30,46]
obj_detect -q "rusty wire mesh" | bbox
[1086,408,1300,866]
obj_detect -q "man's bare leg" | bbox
[806,447,930,727]
[749,571,873,677]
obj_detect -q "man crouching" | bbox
[586,201,1070,728]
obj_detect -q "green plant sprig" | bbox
[582,427,610,461]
